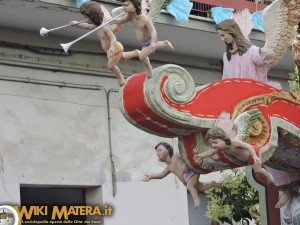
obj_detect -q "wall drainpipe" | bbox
[0,74,119,197]
[106,88,119,197]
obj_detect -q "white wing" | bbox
[143,0,192,23]
[215,111,237,139]
[233,109,261,141]
[110,6,124,33]
[147,0,173,23]
[232,9,253,41]
[141,0,150,15]
[100,5,112,22]
[263,0,300,68]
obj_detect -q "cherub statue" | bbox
[143,142,222,209]
[70,2,140,87]
[193,109,277,184]
[112,0,174,78]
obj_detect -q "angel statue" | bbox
[193,110,277,184]
[69,2,140,87]
[215,0,300,89]
[112,0,175,78]
[213,0,300,210]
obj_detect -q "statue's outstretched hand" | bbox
[253,156,261,165]
[143,175,152,181]
[193,154,203,165]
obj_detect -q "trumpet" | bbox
[60,12,126,53]
[39,20,86,38]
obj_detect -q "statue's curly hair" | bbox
[121,0,141,15]
[80,1,104,26]
[206,127,231,146]
[215,19,252,61]
[155,142,174,157]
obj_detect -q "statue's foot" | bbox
[119,80,126,87]
[275,188,292,208]
[193,198,200,209]
[165,40,174,50]
[117,76,126,87]
[255,170,274,184]
[146,68,153,79]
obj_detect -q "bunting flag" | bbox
[252,11,264,32]
[211,7,234,24]
[166,0,193,22]
[76,0,89,8]
[211,7,264,33]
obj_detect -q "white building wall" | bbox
[102,181,189,225]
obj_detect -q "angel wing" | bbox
[99,6,124,33]
[142,0,192,23]
[100,5,111,22]
[232,9,253,41]
[110,6,125,33]
[233,109,261,141]
[215,111,236,139]
[147,0,173,23]
[262,0,300,68]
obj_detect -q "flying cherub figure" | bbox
[70,2,140,87]
[144,142,222,209]
[112,0,174,78]
[193,109,277,184]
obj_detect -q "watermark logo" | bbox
[0,205,19,225]
[0,205,112,224]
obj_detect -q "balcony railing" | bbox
[97,0,273,19]
[190,0,272,18]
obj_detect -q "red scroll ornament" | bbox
[119,64,300,174]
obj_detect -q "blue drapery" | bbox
[166,0,193,22]
[76,0,89,8]
[211,7,234,24]
[252,11,264,32]
[211,7,264,33]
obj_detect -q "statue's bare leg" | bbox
[253,163,274,184]
[122,50,140,61]
[139,48,153,78]
[155,40,174,50]
[108,52,125,87]
[187,175,201,208]
[259,143,278,159]
[275,187,292,208]
[197,181,222,192]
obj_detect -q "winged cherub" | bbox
[193,110,277,184]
